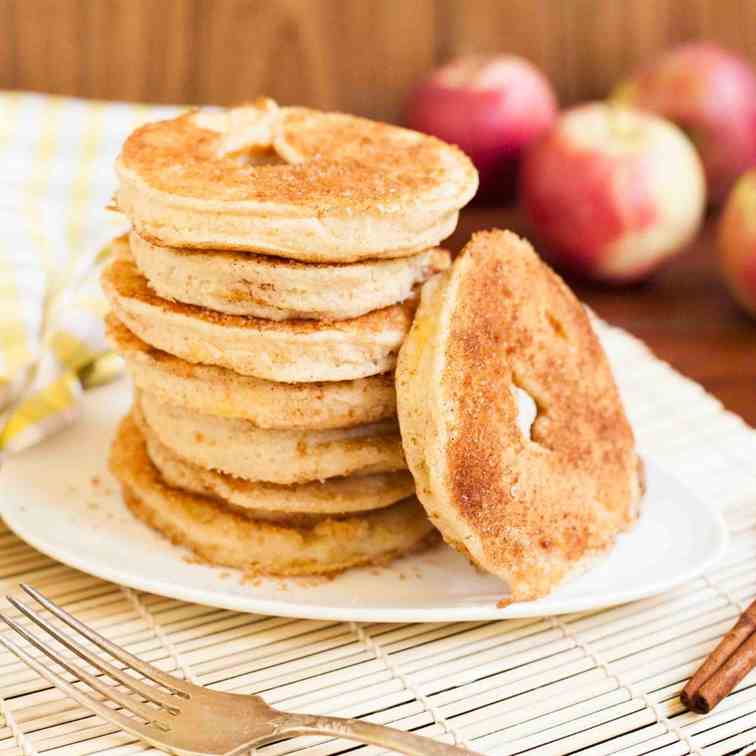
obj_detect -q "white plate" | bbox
[0,380,728,622]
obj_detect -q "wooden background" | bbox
[2,0,755,424]
[4,0,756,118]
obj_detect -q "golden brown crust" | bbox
[141,419,415,518]
[103,254,417,336]
[101,237,414,382]
[110,413,435,576]
[119,107,475,211]
[134,391,407,485]
[114,103,476,261]
[397,230,643,602]
[128,229,451,321]
[107,315,398,430]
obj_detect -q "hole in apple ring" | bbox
[510,382,538,442]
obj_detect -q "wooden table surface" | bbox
[449,207,756,428]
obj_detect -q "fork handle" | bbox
[270,712,478,755]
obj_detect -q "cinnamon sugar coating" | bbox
[397,230,643,602]
[114,104,477,261]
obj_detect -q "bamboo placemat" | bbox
[1,92,756,755]
[1,321,755,756]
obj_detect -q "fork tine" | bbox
[7,596,180,710]
[20,584,191,696]
[0,631,156,743]
[0,612,174,728]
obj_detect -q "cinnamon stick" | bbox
[681,598,756,713]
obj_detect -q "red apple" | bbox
[406,54,557,201]
[615,42,756,203]
[719,170,756,317]
[520,103,705,283]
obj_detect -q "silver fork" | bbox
[0,585,477,756]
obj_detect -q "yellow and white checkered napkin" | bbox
[0,92,179,454]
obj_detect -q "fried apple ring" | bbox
[397,230,643,602]
[115,100,478,262]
